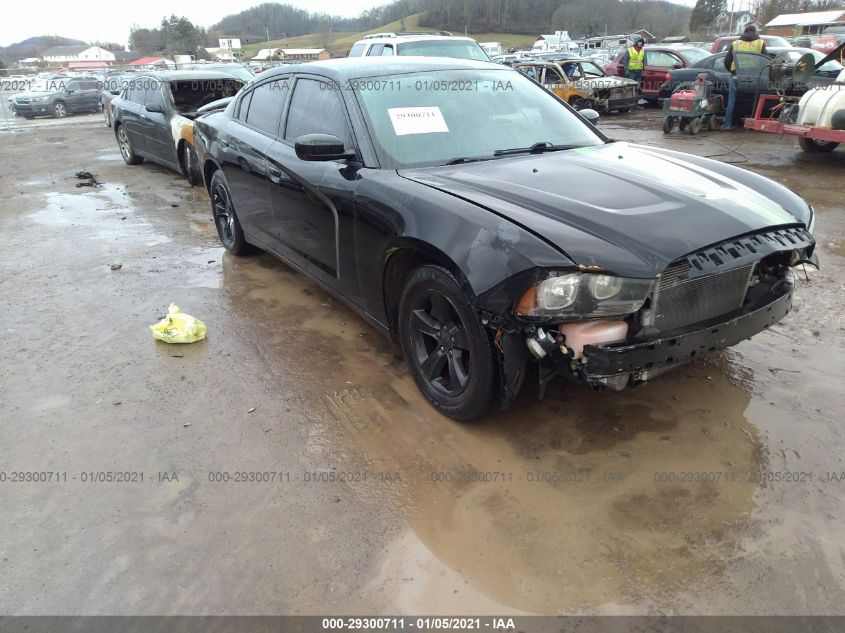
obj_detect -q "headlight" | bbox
[515,272,654,319]
[807,203,815,235]
[31,96,45,102]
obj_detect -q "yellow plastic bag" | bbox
[150,304,207,344]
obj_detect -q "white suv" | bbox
[347,32,490,61]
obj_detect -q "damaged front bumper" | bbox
[489,272,796,406]
[580,277,794,386]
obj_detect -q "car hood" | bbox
[399,142,808,278]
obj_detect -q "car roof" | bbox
[355,33,475,45]
[259,56,508,80]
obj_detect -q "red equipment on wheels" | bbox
[663,72,724,135]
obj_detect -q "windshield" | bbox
[354,69,603,169]
[765,36,791,47]
[397,40,490,61]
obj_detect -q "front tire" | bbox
[798,137,839,153]
[209,170,251,255]
[398,265,497,421]
[182,142,202,186]
[53,101,67,118]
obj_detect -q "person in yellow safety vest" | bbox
[721,24,767,130]
[620,37,646,85]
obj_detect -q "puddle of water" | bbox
[29,184,171,247]
[218,252,767,613]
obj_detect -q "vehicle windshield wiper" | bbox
[443,156,493,165]
[493,142,583,156]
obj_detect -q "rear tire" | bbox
[209,170,251,255]
[398,265,498,421]
[798,137,839,153]
[116,125,143,165]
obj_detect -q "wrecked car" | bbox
[111,71,245,185]
[517,60,639,113]
[11,77,101,119]
[193,58,817,420]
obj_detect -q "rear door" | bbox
[118,77,148,151]
[219,76,289,245]
[642,50,683,96]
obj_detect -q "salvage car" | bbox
[11,76,101,118]
[517,59,639,112]
[112,71,245,185]
[193,58,817,420]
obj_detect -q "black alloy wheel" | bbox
[209,170,250,254]
[399,265,497,420]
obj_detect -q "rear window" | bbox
[678,48,710,64]
[396,40,490,61]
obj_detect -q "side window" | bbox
[145,83,165,110]
[236,90,253,120]
[381,45,394,56]
[245,78,289,135]
[646,51,679,68]
[349,43,365,57]
[126,78,146,104]
[284,78,352,149]
[367,43,385,56]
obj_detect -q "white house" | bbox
[41,45,116,63]
[533,31,578,52]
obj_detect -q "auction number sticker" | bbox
[388,107,449,136]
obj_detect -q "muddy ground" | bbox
[0,108,843,617]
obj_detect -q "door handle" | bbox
[220,138,229,148]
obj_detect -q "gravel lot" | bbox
[1,108,843,616]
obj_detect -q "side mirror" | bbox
[65,88,76,94]
[146,103,164,113]
[294,134,355,161]
[579,108,600,124]
[672,62,684,69]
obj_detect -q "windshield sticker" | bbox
[388,107,449,136]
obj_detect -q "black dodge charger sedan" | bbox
[193,57,816,420]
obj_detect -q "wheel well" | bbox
[382,246,467,341]
[203,160,220,192]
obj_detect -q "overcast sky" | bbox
[1,0,389,47]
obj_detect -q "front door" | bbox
[265,76,360,299]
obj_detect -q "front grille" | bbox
[653,261,755,332]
